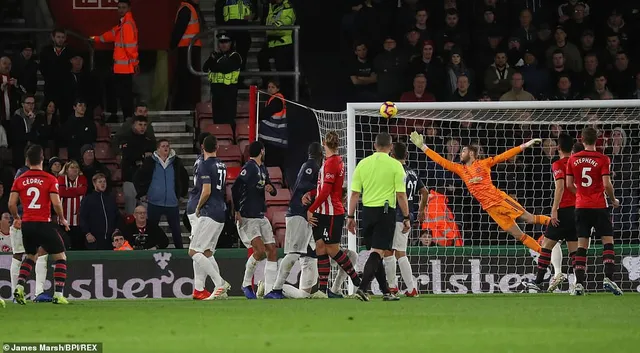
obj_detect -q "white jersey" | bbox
[0,229,12,253]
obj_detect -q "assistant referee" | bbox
[347,132,410,302]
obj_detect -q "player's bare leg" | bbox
[518,211,551,227]
[263,243,278,295]
[600,235,622,295]
[504,223,541,253]
[242,237,266,299]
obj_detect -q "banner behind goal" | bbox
[313,100,640,294]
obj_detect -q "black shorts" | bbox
[575,208,613,238]
[361,206,396,251]
[312,214,344,245]
[22,221,66,255]
[545,207,577,242]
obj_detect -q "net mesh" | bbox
[314,104,640,294]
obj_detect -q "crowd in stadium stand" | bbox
[0,0,639,251]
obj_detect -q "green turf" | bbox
[2,294,640,353]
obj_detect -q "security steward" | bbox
[202,33,242,128]
[257,0,296,93]
[171,0,205,110]
[346,132,410,302]
[215,0,253,76]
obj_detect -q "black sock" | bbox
[17,258,35,286]
[574,247,587,285]
[374,258,390,294]
[603,243,615,279]
[317,255,330,293]
[568,251,576,276]
[535,247,552,285]
[53,259,67,294]
[332,250,361,286]
[359,252,381,291]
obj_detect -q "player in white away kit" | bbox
[187,135,230,300]
[383,142,428,297]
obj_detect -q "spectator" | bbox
[113,102,156,150]
[519,48,549,99]
[500,72,535,101]
[632,72,640,99]
[577,52,599,94]
[203,33,242,129]
[58,161,88,250]
[445,46,474,94]
[549,74,581,100]
[134,139,189,248]
[402,27,423,61]
[0,212,11,252]
[409,41,445,99]
[449,75,476,101]
[607,51,635,98]
[118,115,155,215]
[476,0,508,25]
[604,9,631,49]
[400,74,435,102]
[436,9,469,54]
[349,42,378,102]
[484,50,515,100]
[411,7,431,41]
[563,2,592,44]
[373,36,408,101]
[112,229,133,251]
[258,0,296,95]
[578,30,595,57]
[60,55,92,122]
[557,0,590,24]
[587,72,614,99]
[48,157,63,177]
[532,24,553,66]
[39,28,72,111]
[545,26,582,73]
[80,173,122,250]
[33,100,60,155]
[122,205,168,250]
[512,9,537,45]
[548,50,576,92]
[10,94,37,168]
[79,144,111,195]
[62,99,97,163]
[599,33,621,71]
[506,37,525,68]
[473,7,503,51]
[0,57,19,127]
[474,29,504,78]
[10,42,37,95]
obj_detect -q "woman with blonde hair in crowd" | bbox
[58,160,88,250]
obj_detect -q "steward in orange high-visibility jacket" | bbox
[421,190,463,247]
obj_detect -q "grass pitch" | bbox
[3,294,640,353]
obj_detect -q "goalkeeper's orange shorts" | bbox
[485,195,525,231]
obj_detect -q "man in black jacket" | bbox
[119,115,155,215]
[39,28,73,112]
[10,42,38,95]
[80,173,122,250]
[63,98,97,162]
[123,205,168,250]
[79,144,111,194]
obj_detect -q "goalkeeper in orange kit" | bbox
[410,131,549,253]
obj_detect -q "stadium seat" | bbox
[95,142,116,163]
[96,122,111,142]
[271,211,286,230]
[196,101,212,121]
[235,118,249,126]
[206,124,234,144]
[217,145,242,167]
[266,188,290,207]
[235,123,250,142]
[58,148,68,161]
[238,140,250,160]
[267,167,283,188]
[237,101,249,117]
[226,166,240,184]
[114,187,125,206]
[199,118,213,133]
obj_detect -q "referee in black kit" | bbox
[347,133,410,301]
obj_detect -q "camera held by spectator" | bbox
[134,233,148,250]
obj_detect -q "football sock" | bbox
[299,257,318,292]
[17,258,35,286]
[603,243,615,279]
[569,251,576,275]
[331,250,357,294]
[53,259,67,295]
[359,252,381,291]
[208,256,221,276]
[242,254,260,287]
[192,261,205,291]
[374,259,390,294]
[519,234,541,253]
[332,249,360,286]
[273,253,299,291]
[10,257,20,291]
[317,254,330,293]
[574,247,587,285]
[551,243,563,277]
[534,215,551,226]
[535,247,552,284]
[383,256,397,288]
[193,253,223,287]
[263,260,278,294]
[35,255,48,296]
[397,256,415,292]
[282,284,311,299]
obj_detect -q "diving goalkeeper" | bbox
[409,131,549,253]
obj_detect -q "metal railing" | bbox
[187,25,301,100]
[0,27,94,70]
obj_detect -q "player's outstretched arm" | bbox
[410,131,462,174]
[485,139,541,167]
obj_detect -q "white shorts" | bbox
[189,216,225,253]
[284,216,314,254]
[187,213,198,240]
[10,226,25,254]
[237,217,274,248]
[392,222,409,252]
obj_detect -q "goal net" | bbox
[314,100,640,295]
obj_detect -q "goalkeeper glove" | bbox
[520,138,542,149]
[410,131,426,151]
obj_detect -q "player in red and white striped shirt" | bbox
[57,161,87,250]
[307,131,361,297]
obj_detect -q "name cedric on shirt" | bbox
[21,178,44,186]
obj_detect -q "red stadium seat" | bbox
[226,166,240,184]
[58,148,68,161]
[96,122,111,142]
[266,188,290,207]
[271,211,286,230]
[238,140,250,160]
[217,145,242,167]
[199,118,213,132]
[95,142,116,163]
[237,101,249,118]
[235,123,250,142]
[267,167,283,188]
[196,101,212,121]
[206,124,234,144]
[235,118,249,126]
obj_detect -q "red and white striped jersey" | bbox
[58,175,88,226]
[308,155,345,216]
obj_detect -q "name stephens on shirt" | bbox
[572,158,599,167]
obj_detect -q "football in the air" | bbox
[380,101,398,119]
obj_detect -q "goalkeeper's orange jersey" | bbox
[424,146,523,210]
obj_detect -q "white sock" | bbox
[192,253,223,287]
[383,256,397,288]
[192,261,205,291]
[35,255,48,296]
[242,255,260,287]
[551,243,563,276]
[331,262,348,294]
[398,256,415,292]
[209,256,220,275]
[282,284,311,299]
[274,253,299,290]
[264,261,278,294]
[10,257,21,292]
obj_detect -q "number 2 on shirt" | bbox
[27,187,41,209]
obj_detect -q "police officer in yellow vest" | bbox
[215,0,253,75]
[171,0,205,110]
[257,0,296,94]
[202,33,242,128]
